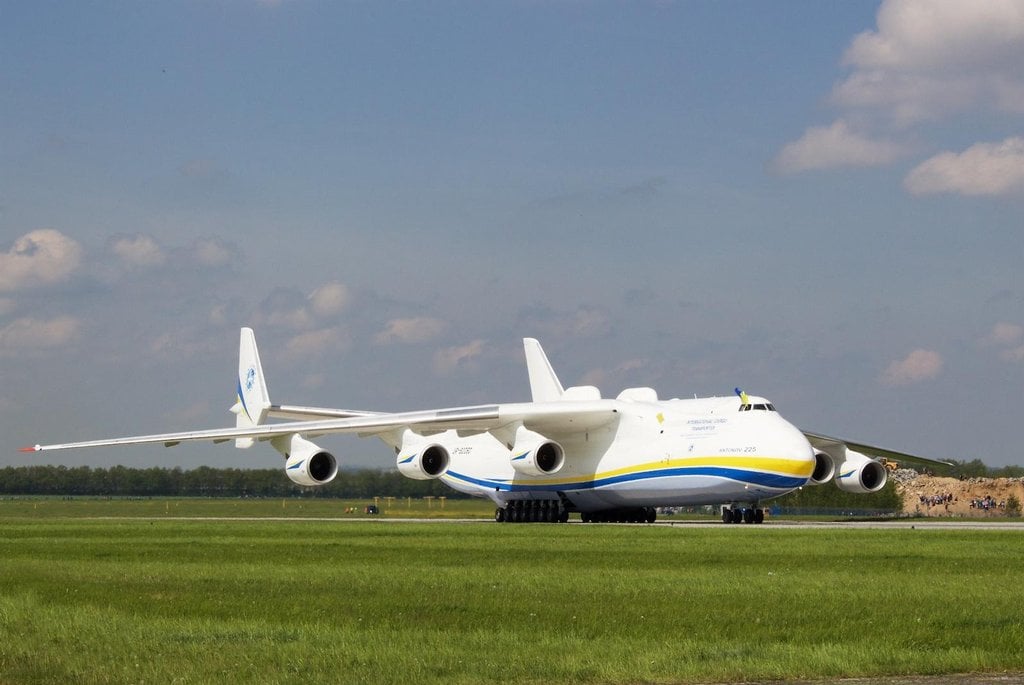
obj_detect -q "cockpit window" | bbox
[739,403,776,412]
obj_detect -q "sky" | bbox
[2,1,1024,472]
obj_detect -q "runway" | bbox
[87,516,1024,530]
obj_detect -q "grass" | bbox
[0,495,500,519]
[0,506,1023,683]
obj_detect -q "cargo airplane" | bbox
[23,328,946,523]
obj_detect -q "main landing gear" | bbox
[721,505,764,524]
[495,499,570,523]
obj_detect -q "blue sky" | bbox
[3,1,1024,470]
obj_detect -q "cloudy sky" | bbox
[3,1,1024,471]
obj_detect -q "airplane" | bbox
[22,328,948,524]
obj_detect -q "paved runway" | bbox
[91,515,1024,530]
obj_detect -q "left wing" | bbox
[803,431,953,470]
[22,401,619,453]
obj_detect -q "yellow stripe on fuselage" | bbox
[494,454,814,488]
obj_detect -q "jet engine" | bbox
[272,433,338,487]
[808,449,836,485]
[509,426,564,477]
[835,449,888,493]
[395,431,450,480]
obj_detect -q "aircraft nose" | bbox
[778,420,816,477]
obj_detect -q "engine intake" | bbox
[272,433,338,487]
[396,431,450,480]
[835,449,888,493]
[808,450,836,485]
[510,426,564,477]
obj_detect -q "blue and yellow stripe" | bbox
[443,455,813,493]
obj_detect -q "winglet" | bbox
[523,338,564,402]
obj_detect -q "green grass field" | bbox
[1,501,1022,684]
[0,495,500,520]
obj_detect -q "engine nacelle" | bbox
[395,431,450,480]
[835,449,888,493]
[808,449,836,486]
[510,426,564,477]
[273,434,338,487]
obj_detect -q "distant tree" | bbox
[1007,495,1022,518]
[773,479,901,512]
[0,465,469,499]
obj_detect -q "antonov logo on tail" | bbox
[23,328,950,525]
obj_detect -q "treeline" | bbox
[0,465,463,499]
[772,479,902,511]
[943,459,1024,479]
[2,459,1019,502]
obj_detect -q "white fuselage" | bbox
[420,395,816,511]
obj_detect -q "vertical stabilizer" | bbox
[232,327,271,448]
[523,338,564,402]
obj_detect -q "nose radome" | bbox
[776,420,816,473]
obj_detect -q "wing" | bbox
[22,401,619,453]
[266,404,384,421]
[803,431,953,470]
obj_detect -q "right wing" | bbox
[22,401,619,453]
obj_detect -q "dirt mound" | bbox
[896,471,1024,517]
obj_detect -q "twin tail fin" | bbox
[231,327,271,448]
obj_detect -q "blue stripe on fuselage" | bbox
[444,465,806,493]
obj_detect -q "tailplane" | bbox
[231,327,271,448]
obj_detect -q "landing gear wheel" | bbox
[754,508,765,524]
[722,508,733,524]
[495,508,506,523]
[743,508,755,524]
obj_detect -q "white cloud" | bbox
[880,348,943,386]
[193,238,232,267]
[113,234,166,267]
[256,282,352,331]
[0,229,82,292]
[836,0,1024,122]
[433,339,485,375]
[375,317,445,344]
[779,0,1024,190]
[903,137,1024,196]
[263,306,313,330]
[843,0,1024,71]
[0,316,80,353]
[284,327,349,358]
[983,322,1024,347]
[775,120,905,173]
[309,281,350,318]
[981,322,1024,363]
